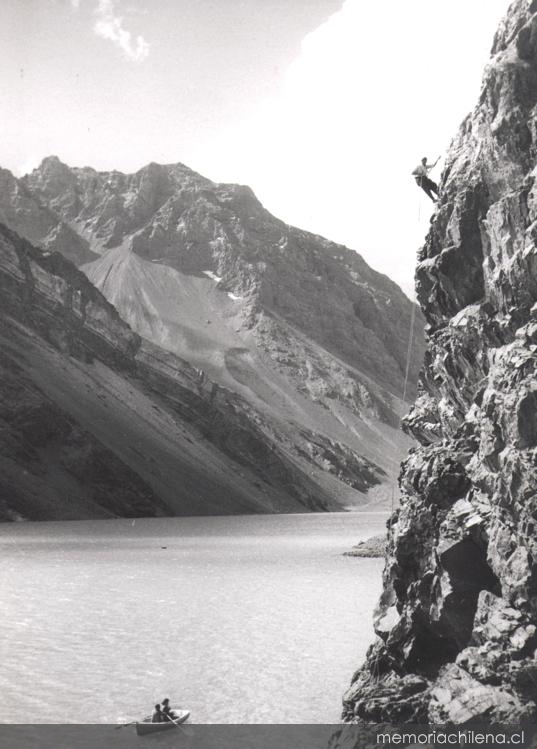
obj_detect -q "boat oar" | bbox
[114,720,136,730]
[114,713,152,730]
[163,715,181,727]
[164,713,192,735]
[176,722,194,738]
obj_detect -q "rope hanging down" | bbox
[402,295,417,404]
[389,293,418,518]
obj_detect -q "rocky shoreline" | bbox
[343,534,387,558]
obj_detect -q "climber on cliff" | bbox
[412,156,440,202]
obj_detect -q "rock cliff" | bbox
[343,0,537,724]
[1,155,426,507]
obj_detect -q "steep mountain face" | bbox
[22,157,420,398]
[0,155,425,506]
[344,0,537,723]
[0,167,97,266]
[0,222,386,520]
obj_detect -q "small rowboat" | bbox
[136,710,190,736]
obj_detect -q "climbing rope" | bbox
[370,295,418,686]
[369,180,428,689]
[388,288,417,515]
[402,294,417,404]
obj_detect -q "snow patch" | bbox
[203,270,222,283]
[227,292,243,302]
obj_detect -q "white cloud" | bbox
[93,0,149,62]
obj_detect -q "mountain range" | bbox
[0,156,424,519]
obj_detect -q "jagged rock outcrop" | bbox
[0,222,386,519]
[344,0,537,724]
[0,155,426,505]
[0,166,97,265]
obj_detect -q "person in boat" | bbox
[412,156,440,202]
[151,704,163,723]
[161,698,177,722]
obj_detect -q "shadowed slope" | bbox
[0,222,390,519]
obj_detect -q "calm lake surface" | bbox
[0,512,386,724]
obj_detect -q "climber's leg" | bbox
[416,177,437,202]
[424,176,439,196]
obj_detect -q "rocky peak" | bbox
[344,0,537,724]
[0,166,18,190]
[0,164,96,265]
[28,155,76,197]
[35,154,69,173]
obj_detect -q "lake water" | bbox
[0,512,386,724]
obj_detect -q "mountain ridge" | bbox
[1,221,388,519]
[0,155,425,516]
[17,155,423,399]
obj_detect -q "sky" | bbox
[1,0,512,296]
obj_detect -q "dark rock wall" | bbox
[344,0,537,724]
[0,223,140,370]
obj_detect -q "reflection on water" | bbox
[0,512,386,723]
